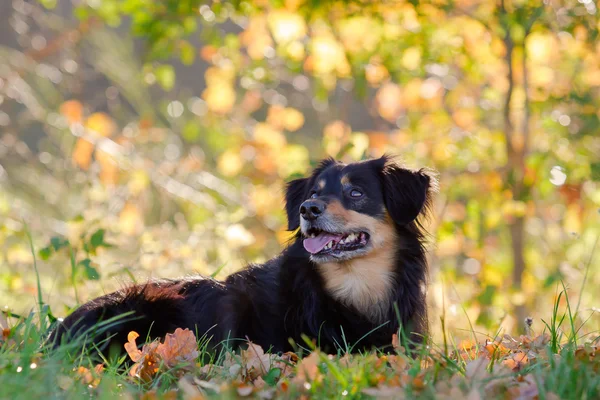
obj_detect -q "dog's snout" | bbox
[300,200,325,221]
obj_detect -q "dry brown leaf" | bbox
[130,342,161,382]
[178,375,206,400]
[157,328,199,368]
[141,390,178,400]
[278,380,289,392]
[126,328,199,382]
[241,342,271,380]
[237,384,254,397]
[503,352,529,372]
[466,389,483,400]
[412,373,427,390]
[507,374,539,400]
[485,340,511,359]
[272,351,298,378]
[465,357,489,381]
[387,354,409,372]
[254,376,266,390]
[392,333,400,350]
[74,364,104,388]
[362,385,405,399]
[532,333,550,348]
[293,351,321,384]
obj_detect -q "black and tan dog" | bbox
[50,155,435,354]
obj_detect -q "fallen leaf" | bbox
[503,352,529,372]
[124,331,143,362]
[293,352,321,384]
[237,384,254,397]
[126,328,198,382]
[465,357,489,381]
[254,376,266,389]
[178,375,206,399]
[392,333,400,350]
[157,327,199,368]
[362,385,405,399]
[241,342,271,380]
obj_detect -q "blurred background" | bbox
[0,0,598,339]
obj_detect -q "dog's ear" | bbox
[285,177,309,231]
[378,157,433,225]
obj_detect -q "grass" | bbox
[1,288,598,399]
[0,242,599,399]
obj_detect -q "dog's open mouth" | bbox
[303,229,370,256]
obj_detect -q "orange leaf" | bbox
[392,333,400,350]
[60,100,83,124]
[96,149,119,185]
[502,352,529,371]
[72,138,94,170]
[156,328,199,368]
[124,331,142,362]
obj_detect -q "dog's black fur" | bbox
[49,155,434,355]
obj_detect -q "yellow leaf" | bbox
[310,34,350,76]
[85,112,116,137]
[128,170,150,196]
[365,63,389,86]
[241,15,273,60]
[323,120,351,156]
[96,150,119,186]
[286,40,305,61]
[401,47,422,70]
[253,123,286,148]
[225,224,255,248]
[283,107,305,131]
[376,83,403,122]
[268,10,307,43]
[202,83,236,114]
[217,150,244,177]
[337,16,381,53]
[119,202,144,235]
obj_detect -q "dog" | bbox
[49,155,435,355]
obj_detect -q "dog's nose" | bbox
[300,200,325,221]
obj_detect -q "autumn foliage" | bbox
[68,325,595,399]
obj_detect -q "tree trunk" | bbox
[500,0,529,333]
[510,217,527,328]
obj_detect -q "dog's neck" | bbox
[317,224,398,324]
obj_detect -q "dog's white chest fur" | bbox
[319,250,396,323]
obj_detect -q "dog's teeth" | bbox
[347,233,356,242]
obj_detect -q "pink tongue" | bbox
[303,233,343,254]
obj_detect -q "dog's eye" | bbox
[350,189,363,198]
[309,192,318,199]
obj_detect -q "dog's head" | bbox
[285,155,434,263]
